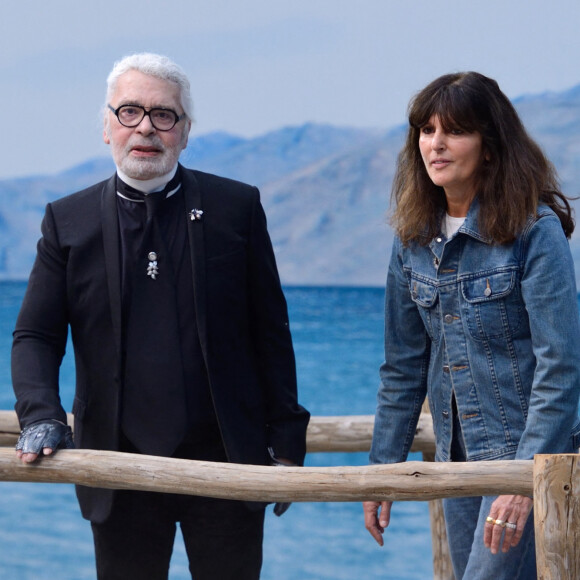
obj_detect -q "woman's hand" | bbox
[363,500,392,546]
[483,494,533,554]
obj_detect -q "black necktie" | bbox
[121,182,188,456]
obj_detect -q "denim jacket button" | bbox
[442,410,449,419]
[443,365,450,373]
[444,314,453,324]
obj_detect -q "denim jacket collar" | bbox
[455,198,493,244]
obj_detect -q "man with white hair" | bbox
[12,53,309,580]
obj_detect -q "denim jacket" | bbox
[371,200,580,464]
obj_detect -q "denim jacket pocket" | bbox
[410,276,440,342]
[461,270,523,341]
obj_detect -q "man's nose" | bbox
[136,113,156,134]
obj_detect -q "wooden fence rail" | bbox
[1,410,578,579]
[0,448,533,501]
[0,410,435,453]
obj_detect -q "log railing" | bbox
[1,410,578,579]
[0,448,533,501]
[0,411,436,453]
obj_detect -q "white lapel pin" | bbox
[189,209,204,221]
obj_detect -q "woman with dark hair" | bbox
[363,72,580,579]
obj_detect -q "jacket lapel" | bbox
[100,174,123,354]
[182,168,208,349]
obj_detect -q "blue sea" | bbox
[0,283,433,580]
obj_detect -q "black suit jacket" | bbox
[12,166,310,523]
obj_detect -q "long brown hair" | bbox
[391,72,574,244]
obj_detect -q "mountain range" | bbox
[1,83,580,286]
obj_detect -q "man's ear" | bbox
[103,116,111,145]
[181,120,192,149]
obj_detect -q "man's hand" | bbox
[268,448,296,516]
[15,420,74,463]
[363,500,393,546]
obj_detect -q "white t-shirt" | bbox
[443,213,466,238]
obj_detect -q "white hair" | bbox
[105,53,194,124]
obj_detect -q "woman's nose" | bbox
[432,130,446,151]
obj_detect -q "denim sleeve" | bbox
[370,239,430,465]
[516,213,580,459]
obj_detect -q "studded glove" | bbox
[16,420,74,456]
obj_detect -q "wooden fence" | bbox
[0,410,578,579]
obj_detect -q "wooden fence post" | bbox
[534,454,580,579]
[422,400,455,580]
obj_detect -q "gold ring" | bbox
[485,516,496,524]
[494,519,506,527]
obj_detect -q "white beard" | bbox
[117,153,178,180]
[109,134,185,181]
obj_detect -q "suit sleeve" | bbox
[12,203,70,428]
[246,190,310,465]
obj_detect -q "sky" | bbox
[1,0,580,180]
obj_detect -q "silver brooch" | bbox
[147,251,158,280]
[189,208,204,221]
